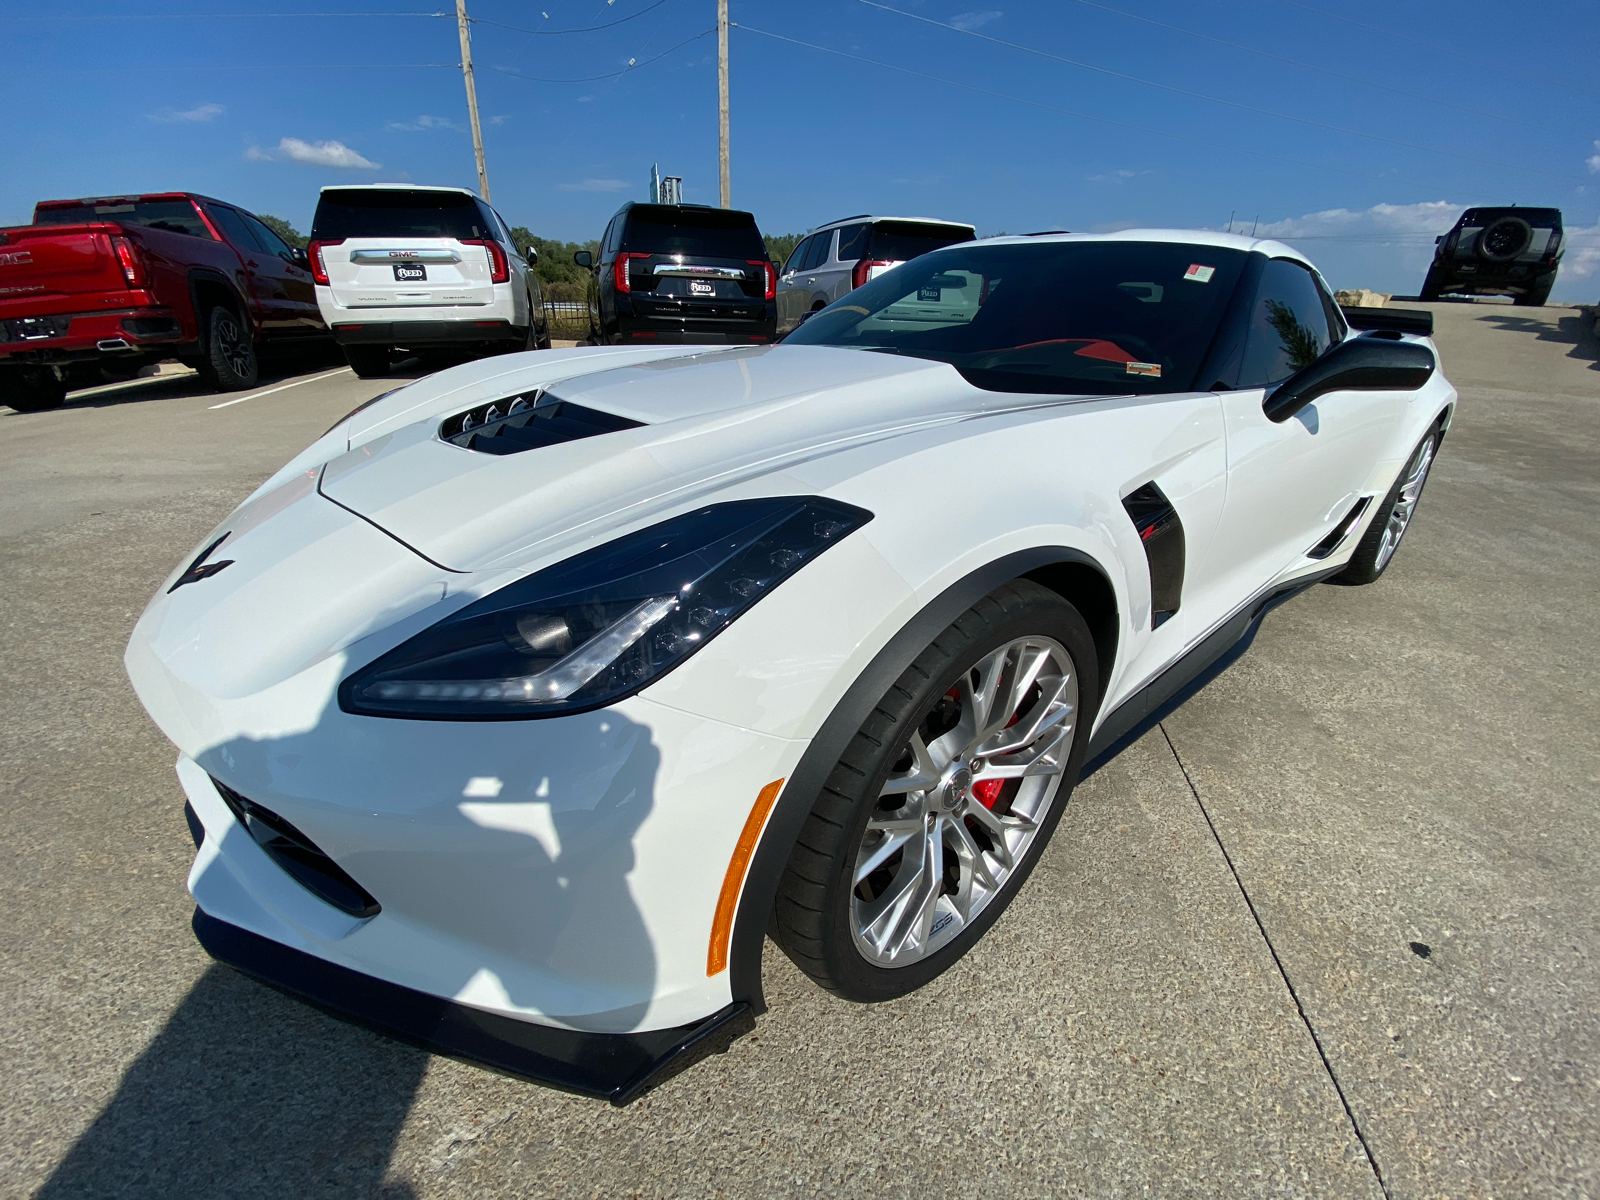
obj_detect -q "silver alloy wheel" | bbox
[1374,436,1436,572]
[850,635,1077,967]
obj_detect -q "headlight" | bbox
[339,496,872,719]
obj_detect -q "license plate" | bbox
[393,263,427,282]
[917,285,942,302]
[690,279,715,296]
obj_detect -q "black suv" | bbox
[1421,206,1563,306]
[575,203,776,344]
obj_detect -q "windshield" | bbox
[783,240,1248,394]
[311,190,484,240]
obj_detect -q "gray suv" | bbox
[1421,206,1563,307]
[776,215,974,334]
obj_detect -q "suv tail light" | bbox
[110,236,145,288]
[464,238,509,284]
[307,238,343,286]
[614,252,649,294]
[747,259,776,300]
[852,258,892,290]
[1543,230,1563,263]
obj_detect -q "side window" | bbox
[803,231,834,271]
[490,207,518,249]
[241,212,292,258]
[783,235,814,275]
[603,216,624,258]
[207,206,264,253]
[836,222,869,262]
[1238,258,1333,388]
[473,200,499,242]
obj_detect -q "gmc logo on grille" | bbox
[0,250,34,267]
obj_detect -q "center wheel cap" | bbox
[941,765,973,811]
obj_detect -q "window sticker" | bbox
[1183,264,1216,283]
[1126,362,1163,377]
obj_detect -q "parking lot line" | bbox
[208,367,351,410]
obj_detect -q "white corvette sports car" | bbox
[126,231,1451,1103]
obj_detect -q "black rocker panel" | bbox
[1122,482,1186,629]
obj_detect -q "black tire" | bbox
[1419,264,1445,302]
[536,319,553,351]
[1477,216,1532,263]
[2,368,67,413]
[773,580,1098,1002]
[202,305,258,391]
[1332,427,1440,586]
[343,345,393,378]
[1514,279,1553,307]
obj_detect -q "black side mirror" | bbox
[1264,335,1434,424]
[289,246,309,268]
[522,245,538,264]
[573,250,593,269]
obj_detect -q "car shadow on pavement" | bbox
[1475,310,1600,371]
[37,963,426,1200]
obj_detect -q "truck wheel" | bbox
[343,346,393,378]
[1514,280,1553,307]
[1419,265,1444,302]
[2,368,67,413]
[203,306,258,391]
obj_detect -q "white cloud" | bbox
[1561,216,1600,282]
[950,10,1002,30]
[1587,139,1600,173]
[244,145,274,162]
[150,102,224,123]
[278,137,380,169]
[558,178,629,192]
[1088,169,1149,183]
[488,114,509,126]
[387,114,463,132]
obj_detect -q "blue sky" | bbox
[5,0,1598,298]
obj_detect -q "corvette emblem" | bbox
[168,532,235,592]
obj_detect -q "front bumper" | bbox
[193,907,754,1105]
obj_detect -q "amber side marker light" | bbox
[707,778,784,976]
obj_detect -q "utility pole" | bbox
[717,0,730,208]
[456,0,490,201]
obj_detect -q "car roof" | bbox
[809,214,976,234]
[35,192,220,208]
[318,183,481,197]
[974,227,1317,267]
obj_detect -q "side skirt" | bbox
[193,910,755,1106]
[1083,566,1341,771]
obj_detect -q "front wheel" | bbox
[774,580,1097,1002]
[1419,265,1444,302]
[2,368,67,413]
[1514,280,1553,307]
[343,345,393,378]
[1333,427,1440,586]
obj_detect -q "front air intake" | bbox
[210,778,381,918]
[441,391,643,456]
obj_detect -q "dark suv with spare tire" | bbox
[1421,206,1563,306]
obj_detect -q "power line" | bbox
[10,10,448,18]
[732,23,1400,185]
[471,0,677,37]
[1062,0,1566,136]
[483,28,713,84]
[854,0,1584,182]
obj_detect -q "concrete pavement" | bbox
[1,305,1595,1198]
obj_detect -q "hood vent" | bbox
[441,391,644,456]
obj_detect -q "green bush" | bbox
[255,214,306,248]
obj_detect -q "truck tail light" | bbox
[1543,230,1563,263]
[464,239,509,284]
[613,252,649,294]
[111,236,145,288]
[851,258,892,290]
[747,259,776,300]
[307,239,343,286]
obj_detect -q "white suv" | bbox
[775,214,975,334]
[308,184,549,377]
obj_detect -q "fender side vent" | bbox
[1122,482,1186,629]
[1308,496,1371,559]
[210,777,381,918]
[441,392,643,456]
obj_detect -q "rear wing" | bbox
[1340,305,1433,337]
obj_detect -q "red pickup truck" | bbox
[0,192,328,412]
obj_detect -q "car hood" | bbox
[316,344,1034,573]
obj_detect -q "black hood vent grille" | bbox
[441,391,644,456]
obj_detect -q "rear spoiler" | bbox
[1340,305,1433,337]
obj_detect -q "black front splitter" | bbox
[192,910,754,1106]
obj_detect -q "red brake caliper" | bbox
[952,684,1015,810]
